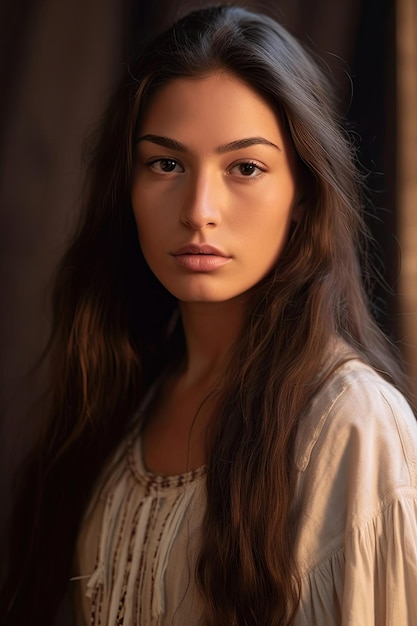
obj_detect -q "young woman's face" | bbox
[132,72,298,304]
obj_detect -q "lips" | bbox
[171,243,231,272]
[172,243,228,256]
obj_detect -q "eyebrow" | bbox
[136,134,281,153]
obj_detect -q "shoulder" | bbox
[295,357,417,489]
[293,358,417,573]
[293,359,417,623]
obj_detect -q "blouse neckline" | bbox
[126,431,207,492]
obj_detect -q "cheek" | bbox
[242,203,295,268]
[131,206,156,253]
[131,181,179,238]
[133,213,159,250]
[240,194,295,241]
[131,191,160,244]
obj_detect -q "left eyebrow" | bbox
[136,134,281,153]
[216,137,281,153]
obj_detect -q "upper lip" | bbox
[171,244,229,256]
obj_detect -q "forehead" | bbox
[138,72,286,148]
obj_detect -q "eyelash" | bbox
[228,160,267,178]
[146,158,267,178]
[148,158,184,173]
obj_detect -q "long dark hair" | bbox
[1,5,407,625]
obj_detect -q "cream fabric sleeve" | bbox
[293,360,417,625]
[342,491,417,624]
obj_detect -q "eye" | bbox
[148,158,185,173]
[228,160,266,178]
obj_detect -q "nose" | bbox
[180,171,222,230]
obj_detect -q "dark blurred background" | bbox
[0,0,416,537]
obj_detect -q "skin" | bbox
[131,72,299,473]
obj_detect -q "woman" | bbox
[2,5,417,625]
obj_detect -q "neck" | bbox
[178,297,247,386]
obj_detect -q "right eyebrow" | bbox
[136,134,187,152]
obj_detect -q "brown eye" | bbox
[228,160,266,178]
[160,159,178,172]
[149,158,184,173]
[239,163,258,176]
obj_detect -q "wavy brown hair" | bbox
[1,5,408,625]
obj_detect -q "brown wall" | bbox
[0,0,128,533]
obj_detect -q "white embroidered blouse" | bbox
[73,359,417,625]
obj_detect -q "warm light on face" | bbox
[131,72,298,304]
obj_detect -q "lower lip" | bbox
[172,254,231,272]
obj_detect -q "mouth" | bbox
[170,243,231,272]
[171,243,228,257]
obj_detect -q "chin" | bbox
[156,274,258,304]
